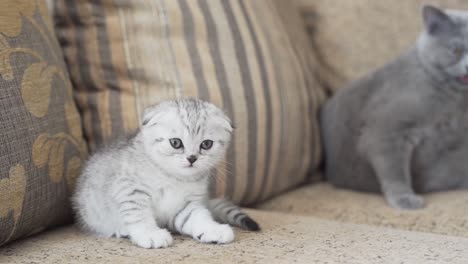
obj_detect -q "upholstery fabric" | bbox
[257,182,468,238]
[52,0,326,205]
[2,209,468,264]
[298,0,468,93]
[0,0,87,246]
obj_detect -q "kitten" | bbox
[73,99,260,249]
[321,6,468,210]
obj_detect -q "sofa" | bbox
[2,1,468,263]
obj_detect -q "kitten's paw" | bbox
[387,193,425,210]
[194,224,234,244]
[130,228,173,249]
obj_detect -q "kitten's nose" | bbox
[187,155,198,165]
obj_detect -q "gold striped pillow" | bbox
[53,0,325,205]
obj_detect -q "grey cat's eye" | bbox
[169,138,183,149]
[200,140,213,150]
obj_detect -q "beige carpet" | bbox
[2,209,468,264]
[257,182,468,238]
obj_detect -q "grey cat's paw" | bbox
[387,193,425,210]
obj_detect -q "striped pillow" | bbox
[53,0,325,205]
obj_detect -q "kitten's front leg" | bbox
[117,192,173,248]
[361,135,424,210]
[173,202,234,244]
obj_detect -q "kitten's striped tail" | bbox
[207,198,260,231]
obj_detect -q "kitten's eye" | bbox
[169,138,183,149]
[453,47,464,57]
[200,140,213,150]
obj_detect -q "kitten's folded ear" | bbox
[217,111,234,133]
[221,116,235,133]
[422,5,453,35]
[142,104,165,127]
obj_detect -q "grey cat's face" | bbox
[418,6,468,87]
[140,99,232,180]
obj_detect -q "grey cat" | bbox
[73,99,259,249]
[321,5,468,210]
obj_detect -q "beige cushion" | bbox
[2,209,468,263]
[257,182,468,238]
[298,0,468,92]
[52,0,326,204]
[0,1,87,246]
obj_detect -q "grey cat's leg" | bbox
[172,202,234,244]
[117,192,173,248]
[362,136,424,210]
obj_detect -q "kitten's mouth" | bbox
[457,74,468,85]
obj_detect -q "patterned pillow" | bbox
[53,0,325,205]
[0,0,87,245]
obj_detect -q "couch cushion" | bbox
[2,209,468,264]
[51,0,326,205]
[257,182,468,238]
[298,0,468,92]
[0,1,87,246]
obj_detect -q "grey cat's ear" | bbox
[422,5,453,35]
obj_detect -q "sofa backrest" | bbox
[299,0,468,93]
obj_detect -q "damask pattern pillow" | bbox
[0,0,87,245]
[53,0,325,205]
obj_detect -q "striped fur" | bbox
[53,0,326,205]
[73,99,258,248]
[208,198,260,231]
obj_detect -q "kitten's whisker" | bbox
[210,166,231,177]
[216,160,234,167]
[208,168,229,186]
[211,175,227,187]
[214,171,230,184]
[216,168,231,177]
[208,175,225,188]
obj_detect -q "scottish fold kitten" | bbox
[321,6,468,210]
[73,99,259,249]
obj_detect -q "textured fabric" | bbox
[257,182,468,238]
[298,0,468,93]
[0,0,87,246]
[53,0,326,205]
[2,210,468,264]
